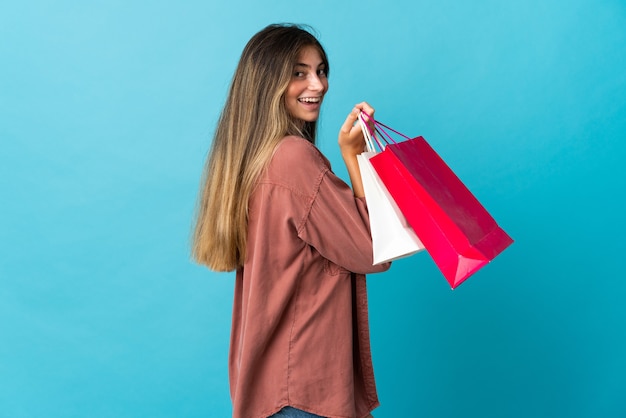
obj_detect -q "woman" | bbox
[192,23,389,418]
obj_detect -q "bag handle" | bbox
[357,112,384,152]
[359,111,412,145]
[374,119,412,141]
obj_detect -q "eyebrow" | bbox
[294,62,326,68]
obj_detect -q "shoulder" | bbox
[269,136,331,176]
[259,136,330,196]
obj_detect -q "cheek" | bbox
[285,86,295,100]
[286,81,302,99]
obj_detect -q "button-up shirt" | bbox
[229,136,390,418]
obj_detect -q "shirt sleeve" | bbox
[298,166,391,275]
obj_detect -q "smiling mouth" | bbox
[298,97,321,103]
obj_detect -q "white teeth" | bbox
[299,97,320,103]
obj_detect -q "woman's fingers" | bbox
[339,102,375,135]
[338,102,377,155]
[355,102,375,119]
[339,106,360,135]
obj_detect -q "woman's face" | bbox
[284,46,328,124]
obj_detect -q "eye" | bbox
[317,68,327,77]
[293,70,306,78]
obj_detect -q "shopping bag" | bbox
[356,115,424,265]
[367,118,513,288]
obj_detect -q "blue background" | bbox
[1,1,625,417]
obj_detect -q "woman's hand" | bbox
[338,102,375,157]
[337,102,375,198]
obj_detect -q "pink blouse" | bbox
[229,136,390,418]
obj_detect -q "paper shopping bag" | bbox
[357,151,424,264]
[369,132,513,289]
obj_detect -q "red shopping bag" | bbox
[367,119,513,288]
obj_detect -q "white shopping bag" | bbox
[356,114,424,265]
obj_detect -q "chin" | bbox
[301,113,320,123]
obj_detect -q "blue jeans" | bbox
[269,407,325,418]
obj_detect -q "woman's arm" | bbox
[338,102,375,198]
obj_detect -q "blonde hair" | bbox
[192,24,330,271]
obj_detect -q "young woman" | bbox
[192,23,390,418]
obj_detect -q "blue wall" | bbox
[1,1,624,417]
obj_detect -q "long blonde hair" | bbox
[192,24,330,271]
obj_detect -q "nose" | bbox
[308,73,325,92]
